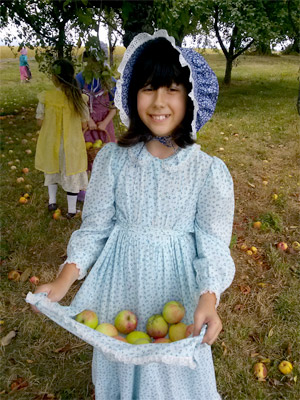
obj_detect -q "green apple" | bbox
[95,323,118,337]
[169,322,187,342]
[114,310,138,334]
[85,142,93,150]
[93,139,103,149]
[75,310,98,329]
[126,331,151,344]
[162,301,185,324]
[146,314,168,339]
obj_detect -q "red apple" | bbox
[8,270,21,281]
[114,335,128,342]
[114,310,138,334]
[277,242,288,251]
[29,276,40,285]
[153,338,171,343]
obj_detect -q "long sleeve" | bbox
[64,143,118,279]
[193,156,235,306]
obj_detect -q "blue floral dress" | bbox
[27,141,235,399]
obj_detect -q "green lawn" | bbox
[0,53,299,399]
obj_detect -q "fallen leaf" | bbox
[268,328,274,337]
[221,342,228,356]
[247,181,256,188]
[9,377,29,392]
[239,285,251,294]
[19,267,32,283]
[250,352,260,358]
[1,330,17,346]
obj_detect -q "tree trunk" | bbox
[224,57,233,85]
[108,25,115,67]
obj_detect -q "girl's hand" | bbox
[96,121,107,133]
[31,263,79,313]
[87,118,97,130]
[193,292,222,345]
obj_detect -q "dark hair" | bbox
[118,38,194,148]
[51,59,86,117]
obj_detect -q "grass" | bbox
[0,50,299,399]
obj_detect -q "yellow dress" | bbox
[35,88,89,192]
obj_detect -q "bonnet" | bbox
[115,30,219,139]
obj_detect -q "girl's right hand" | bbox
[31,280,70,313]
[87,118,97,130]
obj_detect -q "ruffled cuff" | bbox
[197,289,220,308]
[57,260,87,280]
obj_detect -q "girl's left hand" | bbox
[193,292,222,345]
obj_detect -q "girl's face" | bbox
[137,82,187,137]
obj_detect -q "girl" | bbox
[29,31,235,399]
[35,59,89,219]
[76,47,117,168]
[19,47,30,83]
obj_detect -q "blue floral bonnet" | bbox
[115,30,219,139]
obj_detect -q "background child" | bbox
[31,31,235,399]
[19,47,30,83]
[35,59,89,219]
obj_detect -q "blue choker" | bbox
[152,136,174,148]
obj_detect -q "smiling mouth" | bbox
[150,115,170,121]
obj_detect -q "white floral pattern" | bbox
[27,142,234,399]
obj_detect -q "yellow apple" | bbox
[133,338,151,345]
[85,142,93,150]
[126,331,151,344]
[162,301,185,324]
[19,196,28,204]
[169,322,187,342]
[278,361,293,375]
[95,323,118,337]
[93,139,103,149]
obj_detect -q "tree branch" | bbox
[233,38,255,60]
[214,5,228,58]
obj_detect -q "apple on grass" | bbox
[95,323,118,337]
[162,301,185,324]
[254,362,267,380]
[146,314,168,339]
[169,322,187,342]
[75,310,98,329]
[277,242,288,251]
[126,331,151,344]
[114,310,138,334]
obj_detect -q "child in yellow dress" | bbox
[35,59,89,218]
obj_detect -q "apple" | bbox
[146,314,168,339]
[25,149,32,155]
[10,165,17,170]
[114,310,138,334]
[8,150,13,154]
[22,167,29,174]
[114,335,128,342]
[250,246,258,254]
[272,194,278,200]
[126,331,151,344]
[133,338,151,345]
[24,193,30,199]
[246,250,253,256]
[75,310,98,329]
[185,324,194,338]
[85,142,93,150]
[162,301,185,324]
[278,360,293,375]
[292,241,300,251]
[53,210,61,220]
[153,338,171,343]
[253,221,262,229]
[277,242,288,251]
[29,276,40,285]
[254,362,267,380]
[8,270,21,281]
[93,139,103,149]
[22,139,28,144]
[19,196,28,204]
[16,177,25,183]
[169,322,187,342]
[240,244,248,251]
[95,323,118,337]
